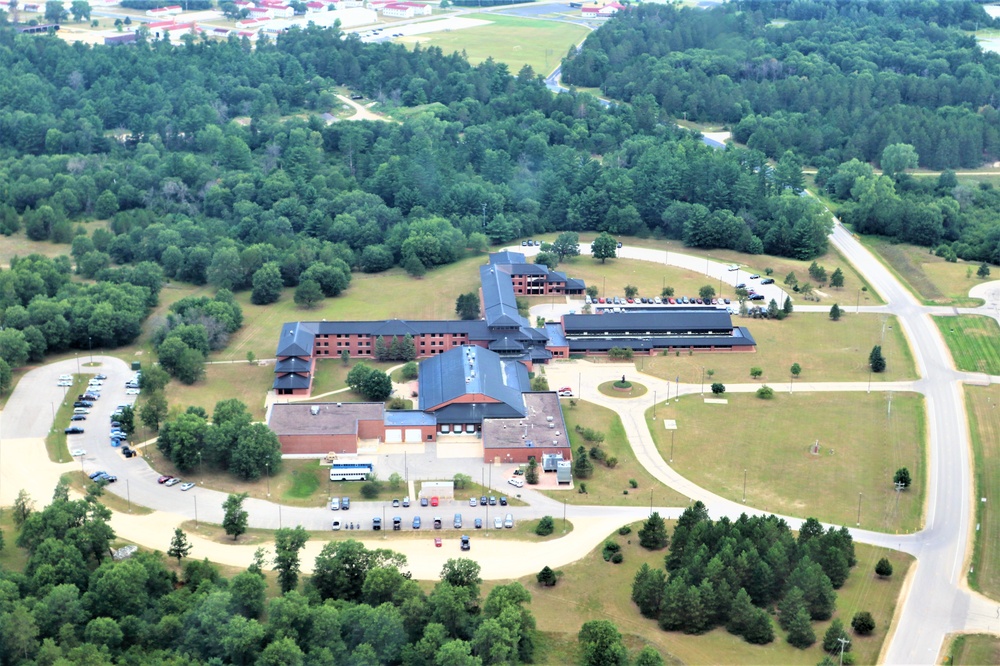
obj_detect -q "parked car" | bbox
[95,374,107,380]
[373,517,382,531]
[88,470,107,480]
[430,496,439,507]
[413,516,422,529]
[617,241,623,248]
[95,473,118,484]
[332,520,341,530]
[474,518,483,529]
[749,294,766,301]
[341,497,350,510]
[330,497,341,511]
[73,401,92,408]
[165,478,181,487]
[158,475,173,484]
[125,388,141,396]
[460,535,470,551]
[479,496,487,506]
[654,297,662,304]
[57,380,72,387]
[493,516,503,529]
[500,496,508,506]
[736,283,746,289]
[420,497,429,507]
[71,448,86,457]
[434,538,442,547]
[71,414,86,421]
[433,517,443,529]
[454,513,463,529]
[468,497,477,507]
[557,388,573,397]
[402,497,410,507]
[508,478,524,488]
[392,498,400,507]
[65,427,84,435]
[504,513,514,528]
[489,496,497,505]
[393,516,401,531]
[749,274,760,279]
[761,278,775,284]
[180,482,195,491]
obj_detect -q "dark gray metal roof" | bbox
[272,374,312,390]
[480,264,525,328]
[489,251,526,265]
[544,322,569,347]
[432,402,525,425]
[418,346,527,415]
[276,321,317,357]
[562,309,735,334]
[502,263,548,276]
[275,357,311,373]
[565,326,756,352]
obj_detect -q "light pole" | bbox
[670,429,675,463]
[88,336,92,364]
[194,495,198,527]
[857,492,862,526]
[700,367,705,395]
[856,288,861,313]
[649,488,653,514]
[652,390,657,419]
[742,468,747,503]
[837,637,850,666]
[265,462,270,497]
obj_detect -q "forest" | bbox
[0,480,538,665]
[0,18,840,377]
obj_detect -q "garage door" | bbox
[405,429,421,443]
[385,429,403,443]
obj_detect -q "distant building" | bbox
[146,4,182,16]
[381,1,430,18]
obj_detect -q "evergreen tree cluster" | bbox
[631,504,856,647]
[374,334,417,362]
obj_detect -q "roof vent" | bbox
[548,423,554,429]
[546,416,553,422]
[336,402,342,407]
[310,406,320,415]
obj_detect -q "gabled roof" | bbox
[488,336,525,352]
[418,346,527,415]
[500,263,548,276]
[480,264,526,329]
[275,357,311,374]
[272,373,312,390]
[488,251,525,265]
[369,319,420,337]
[276,321,317,357]
[562,309,735,334]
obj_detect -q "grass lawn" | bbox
[598,380,648,398]
[210,257,485,362]
[588,235,883,305]
[46,374,91,463]
[858,236,987,306]
[398,14,589,77]
[146,458,330,508]
[309,359,400,397]
[965,385,1000,599]
[0,231,74,266]
[548,401,688,507]
[645,392,925,532]
[933,315,1000,375]
[163,362,275,420]
[946,633,1000,665]
[491,522,913,665]
[634,313,916,385]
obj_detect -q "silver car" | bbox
[493,516,503,529]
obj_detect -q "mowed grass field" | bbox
[933,315,1000,375]
[486,523,913,665]
[634,313,916,385]
[860,236,987,306]
[548,400,688,507]
[645,392,926,532]
[163,361,275,420]
[965,385,1000,600]
[398,14,590,77]
[946,633,1000,665]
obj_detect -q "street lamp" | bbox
[670,429,675,463]
[857,492,863,526]
[652,390,657,419]
[88,336,92,364]
[265,462,270,497]
[742,468,747,503]
[700,367,705,395]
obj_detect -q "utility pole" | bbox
[481,202,487,228]
[670,429,675,463]
[700,367,705,395]
[837,637,850,666]
[857,492,862,526]
[652,390,656,419]
[742,468,747,503]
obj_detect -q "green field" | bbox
[398,13,590,77]
[163,361,275,420]
[635,313,916,385]
[545,400,688,507]
[966,385,1000,599]
[646,392,926,532]
[46,375,90,463]
[934,315,1000,375]
[859,236,987,306]
[491,522,913,665]
[946,633,1000,665]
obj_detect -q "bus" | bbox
[329,460,374,481]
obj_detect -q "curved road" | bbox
[1,222,998,659]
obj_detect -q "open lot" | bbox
[645,392,926,532]
[548,400,688,507]
[933,315,1000,376]
[491,522,913,665]
[164,361,275,420]
[965,385,1000,600]
[397,13,590,77]
[859,237,986,306]
[634,313,916,385]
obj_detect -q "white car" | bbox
[180,482,195,491]
[493,516,503,529]
[508,478,524,488]
[332,520,341,531]
[71,449,86,457]
[59,374,72,381]
[88,380,103,386]
[57,380,72,387]
[125,388,141,395]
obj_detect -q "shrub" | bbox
[757,385,774,399]
[618,525,632,535]
[710,382,726,395]
[611,552,624,564]
[605,456,618,468]
[750,367,763,378]
[589,446,606,461]
[851,611,875,635]
[629,479,638,488]
[875,558,893,578]
[602,540,621,561]
[400,361,418,380]
[577,483,587,494]
[536,565,557,587]
[535,516,555,536]
[360,480,381,499]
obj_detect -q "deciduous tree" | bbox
[223,493,249,541]
[168,528,192,563]
[591,232,617,264]
[273,526,309,593]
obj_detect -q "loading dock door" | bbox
[385,429,403,443]
[405,429,421,443]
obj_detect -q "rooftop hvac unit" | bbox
[310,406,320,415]
[336,402,342,407]
[548,423,555,429]
[546,416,553,422]
[553,440,558,446]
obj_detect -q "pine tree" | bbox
[786,607,816,648]
[829,303,842,320]
[869,345,886,372]
[726,588,755,636]
[657,578,687,631]
[631,564,666,618]
[783,296,793,315]
[822,618,851,653]
[743,607,775,645]
[875,558,893,578]
[536,566,557,587]
[374,335,388,361]
[638,512,669,550]
[788,559,837,621]
[682,585,708,634]
[167,527,192,563]
[778,586,807,631]
[389,335,404,360]
[830,267,845,288]
[401,334,417,361]
[573,446,593,479]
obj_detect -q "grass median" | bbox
[646,392,926,532]
[858,236,986,306]
[498,521,912,665]
[945,633,1000,665]
[933,315,1000,375]
[46,374,91,463]
[966,385,1000,599]
[635,313,916,385]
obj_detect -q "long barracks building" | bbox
[273,251,755,396]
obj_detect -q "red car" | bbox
[434,538,442,547]
[157,475,173,484]
[431,496,439,507]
